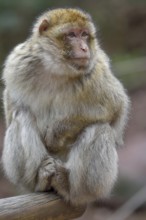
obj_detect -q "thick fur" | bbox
[2,8,129,205]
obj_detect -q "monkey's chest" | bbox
[43,114,97,156]
[37,88,100,157]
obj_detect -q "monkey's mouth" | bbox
[71,58,90,67]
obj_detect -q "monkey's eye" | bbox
[67,32,76,38]
[82,31,89,38]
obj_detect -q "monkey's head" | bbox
[33,8,99,76]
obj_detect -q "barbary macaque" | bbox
[2,8,129,205]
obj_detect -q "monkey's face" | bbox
[62,28,91,69]
[36,9,98,74]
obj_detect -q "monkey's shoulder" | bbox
[3,40,42,78]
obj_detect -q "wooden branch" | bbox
[0,193,86,220]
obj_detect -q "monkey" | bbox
[2,8,129,205]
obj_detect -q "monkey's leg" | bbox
[2,110,56,192]
[52,123,118,205]
[68,123,118,204]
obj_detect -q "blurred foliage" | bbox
[0,0,146,65]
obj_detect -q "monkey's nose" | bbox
[81,47,88,52]
[81,46,88,53]
[80,42,88,52]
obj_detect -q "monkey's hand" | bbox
[35,156,56,192]
[51,161,70,202]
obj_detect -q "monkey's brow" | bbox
[50,23,95,36]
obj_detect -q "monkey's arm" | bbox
[2,108,56,192]
[113,96,129,147]
[110,79,130,147]
[96,50,130,147]
[99,62,130,148]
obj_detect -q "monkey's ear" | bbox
[39,19,49,34]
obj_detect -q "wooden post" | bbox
[0,193,86,220]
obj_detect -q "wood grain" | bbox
[0,193,85,220]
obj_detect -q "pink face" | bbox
[65,28,91,68]
[38,19,92,69]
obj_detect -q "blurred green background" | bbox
[0,1,146,219]
[0,0,146,57]
[0,0,146,89]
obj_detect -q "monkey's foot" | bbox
[35,156,56,192]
